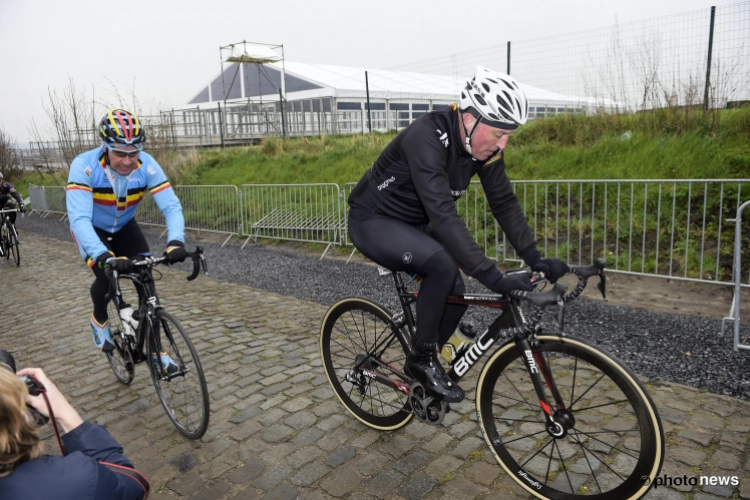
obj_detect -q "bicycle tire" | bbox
[8,230,19,266]
[105,297,135,384]
[320,297,413,431]
[476,335,664,500]
[147,310,209,439]
[1,227,9,261]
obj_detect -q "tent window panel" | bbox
[389,103,409,110]
[366,102,386,111]
[338,102,362,110]
[412,104,430,110]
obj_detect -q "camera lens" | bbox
[0,349,17,373]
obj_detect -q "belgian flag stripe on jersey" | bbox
[150,181,171,195]
[66,182,93,192]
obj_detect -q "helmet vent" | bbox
[474,94,487,106]
[481,82,490,92]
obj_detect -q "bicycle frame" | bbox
[111,268,174,377]
[358,271,568,430]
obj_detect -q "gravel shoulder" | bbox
[17,213,750,400]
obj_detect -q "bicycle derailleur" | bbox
[408,381,448,426]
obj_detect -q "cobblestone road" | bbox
[1,233,749,500]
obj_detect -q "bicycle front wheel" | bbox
[8,230,20,266]
[320,297,413,431]
[476,335,664,500]
[105,298,135,385]
[147,310,209,439]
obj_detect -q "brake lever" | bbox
[555,283,566,333]
[595,258,608,302]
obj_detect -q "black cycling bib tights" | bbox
[89,218,150,324]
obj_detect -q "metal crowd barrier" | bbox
[28,185,48,214]
[453,179,750,286]
[42,186,68,221]
[722,200,750,351]
[240,184,342,259]
[32,179,750,292]
[135,185,241,247]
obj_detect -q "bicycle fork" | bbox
[516,337,571,438]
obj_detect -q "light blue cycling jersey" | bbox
[66,145,185,264]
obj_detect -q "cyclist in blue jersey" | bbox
[348,67,568,403]
[66,109,187,373]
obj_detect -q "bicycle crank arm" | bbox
[347,369,410,394]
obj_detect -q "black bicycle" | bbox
[0,209,20,266]
[105,248,210,439]
[320,259,665,499]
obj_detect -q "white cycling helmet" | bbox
[460,66,528,128]
[458,66,529,158]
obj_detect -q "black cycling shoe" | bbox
[404,343,465,403]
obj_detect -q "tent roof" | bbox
[186,61,620,107]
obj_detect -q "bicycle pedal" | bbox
[408,382,447,426]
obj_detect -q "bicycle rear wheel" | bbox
[147,310,209,439]
[105,298,135,384]
[320,298,413,431]
[476,335,664,500]
[8,230,19,266]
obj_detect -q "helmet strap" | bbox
[460,110,483,159]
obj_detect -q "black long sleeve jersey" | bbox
[348,104,537,292]
[0,180,23,205]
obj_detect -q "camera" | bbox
[0,349,49,424]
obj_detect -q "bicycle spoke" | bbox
[572,399,630,413]
[569,372,607,409]
[572,429,641,461]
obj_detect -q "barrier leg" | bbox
[346,248,358,264]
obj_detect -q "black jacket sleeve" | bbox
[62,420,145,500]
[401,123,507,291]
[478,156,538,261]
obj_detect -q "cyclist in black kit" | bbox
[0,172,26,228]
[348,66,568,403]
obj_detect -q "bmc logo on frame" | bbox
[642,474,739,489]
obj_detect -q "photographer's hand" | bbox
[17,368,84,433]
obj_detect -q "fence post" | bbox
[279,89,287,138]
[703,6,717,109]
[365,71,372,133]
[507,41,511,75]
[170,109,176,145]
[218,102,225,148]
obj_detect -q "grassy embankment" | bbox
[16,107,750,278]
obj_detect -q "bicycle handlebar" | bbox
[504,259,608,334]
[104,246,208,283]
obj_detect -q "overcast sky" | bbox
[0,0,738,143]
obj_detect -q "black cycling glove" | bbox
[163,240,188,264]
[19,204,27,214]
[96,253,134,274]
[520,246,569,283]
[493,273,534,294]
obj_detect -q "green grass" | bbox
[174,107,750,186]
[176,133,397,188]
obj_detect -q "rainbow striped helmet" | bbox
[99,109,145,147]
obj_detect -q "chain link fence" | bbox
[146,3,749,145]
